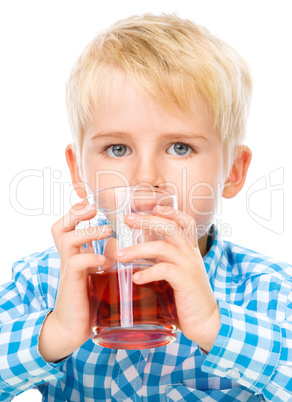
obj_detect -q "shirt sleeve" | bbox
[201,284,292,402]
[0,254,66,399]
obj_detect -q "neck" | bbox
[198,232,209,258]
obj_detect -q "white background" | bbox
[0,0,291,400]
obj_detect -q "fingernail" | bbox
[116,249,126,257]
[133,272,141,281]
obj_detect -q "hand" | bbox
[38,199,111,362]
[114,206,220,352]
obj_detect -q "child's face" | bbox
[73,77,227,235]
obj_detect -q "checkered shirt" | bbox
[1,228,292,401]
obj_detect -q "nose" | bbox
[130,155,163,188]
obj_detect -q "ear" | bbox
[223,145,252,199]
[65,144,87,199]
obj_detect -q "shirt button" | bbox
[226,368,240,380]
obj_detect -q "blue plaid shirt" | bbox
[0,228,292,401]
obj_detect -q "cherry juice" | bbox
[88,265,178,349]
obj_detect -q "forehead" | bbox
[87,73,217,142]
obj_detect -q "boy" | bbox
[0,13,291,401]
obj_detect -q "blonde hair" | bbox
[66,13,252,174]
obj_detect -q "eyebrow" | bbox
[91,131,207,141]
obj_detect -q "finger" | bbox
[132,262,178,286]
[69,225,113,248]
[58,224,112,263]
[63,253,106,278]
[124,213,193,253]
[114,240,184,266]
[154,205,197,247]
[81,236,118,271]
[102,237,118,270]
[52,199,97,237]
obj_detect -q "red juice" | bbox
[88,265,178,349]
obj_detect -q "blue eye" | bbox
[167,143,191,156]
[105,144,130,157]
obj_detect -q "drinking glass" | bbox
[82,185,178,349]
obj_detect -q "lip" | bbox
[86,186,177,214]
[87,185,176,198]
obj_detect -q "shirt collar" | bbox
[203,225,232,302]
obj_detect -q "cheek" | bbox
[182,183,218,216]
[83,170,132,193]
[82,157,132,194]
[183,151,225,220]
[176,167,225,230]
[81,145,132,193]
[183,183,220,236]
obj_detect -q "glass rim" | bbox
[85,185,176,201]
